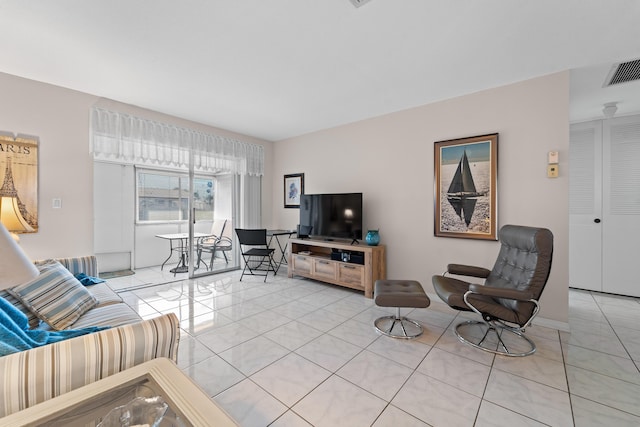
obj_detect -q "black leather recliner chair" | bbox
[432,225,553,357]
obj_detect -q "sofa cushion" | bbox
[8,260,98,331]
[89,282,123,307]
[71,303,143,329]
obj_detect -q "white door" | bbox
[570,114,640,296]
[569,120,603,291]
[602,115,640,296]
[189,173,239,278]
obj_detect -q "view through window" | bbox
[137,170,214,222]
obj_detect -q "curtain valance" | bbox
[90,107,264,176]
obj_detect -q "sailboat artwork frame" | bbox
[434,133,498,240]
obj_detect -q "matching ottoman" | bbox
[374,279,430,339]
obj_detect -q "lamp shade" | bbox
[0,195,35,233]
[0,222,38,290]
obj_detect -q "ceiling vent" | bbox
[603,58,640,87]
[349,0,373,8]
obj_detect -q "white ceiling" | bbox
[0,0,639,141]
[570,60,640,123]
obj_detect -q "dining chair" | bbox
[197,219,232,270]
[235,228,276,282]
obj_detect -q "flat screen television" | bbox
[299,193,363,241]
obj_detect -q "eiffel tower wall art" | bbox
[434,133,498,240]
[0,133,38,234]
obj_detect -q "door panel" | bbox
[569,121,602,291]
[189,174,238,278]
[602,116,640,296]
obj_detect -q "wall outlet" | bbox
[547,164,559,178]
[52,198,62,208]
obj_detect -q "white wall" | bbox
[273,72,570,326]
[0,72,274,262]
[0,72,98,259]
[0,69,569,325]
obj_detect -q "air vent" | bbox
[603,58,640,87]
[349,0,373,8]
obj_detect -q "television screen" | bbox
[299,193,363,240]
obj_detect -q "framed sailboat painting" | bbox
[434,133,498,240]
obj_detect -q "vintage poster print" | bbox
[0,134,38,233]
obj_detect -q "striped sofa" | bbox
[0,256,180,418]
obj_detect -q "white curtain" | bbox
[90,107,264,176]
[239,174,262,229]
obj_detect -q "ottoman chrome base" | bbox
[373,279,430,340]
[374,307,424,339]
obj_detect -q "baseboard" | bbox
[425,291,441,304]
[533,317,570,332]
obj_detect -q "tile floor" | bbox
[107,267,640,427]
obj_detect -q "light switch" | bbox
[52,198,62,209]
[548,151,559,164]
[547,165,559,178]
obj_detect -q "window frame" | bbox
[135,167,215,224]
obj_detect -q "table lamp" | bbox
[0,221,39,290]
[0,157,35,242]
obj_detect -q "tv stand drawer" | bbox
[292,254,312,275]
[313,259,337,280]
[338,264,364,288]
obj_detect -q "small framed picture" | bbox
[434,133,498,240]
[284,173,304,208]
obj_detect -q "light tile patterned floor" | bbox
[109,267,640,427]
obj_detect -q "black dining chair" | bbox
[235,228,277,282]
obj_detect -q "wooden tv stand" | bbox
[288,238,386,298]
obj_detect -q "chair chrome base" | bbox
[454,320,536,357]
[374,309,423,339]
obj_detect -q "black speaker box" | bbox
[331,251,363,264]
[349,254,364,265]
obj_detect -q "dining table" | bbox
[155,232,211,275]
[267,229,297,272]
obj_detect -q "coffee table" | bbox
[0,358,238,426]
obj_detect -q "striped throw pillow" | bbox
[8,260,98,331]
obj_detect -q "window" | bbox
[136,169,214,222]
